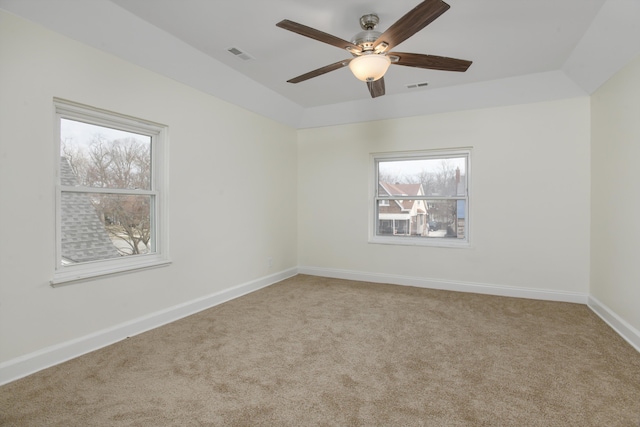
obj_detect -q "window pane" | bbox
[376,199,465,239]
[60,118,151,190]
[61,192,153,263]
[378,157,466,197]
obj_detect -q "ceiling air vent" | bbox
[406,82,429,89]
[227,47,254,61]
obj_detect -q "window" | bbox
[52,99,169,284]
[370,149,470,247]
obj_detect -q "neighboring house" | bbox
[59,157,121,264]
[378,182,428,236]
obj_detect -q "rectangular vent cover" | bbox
[227,47,254,61]
[406,82,429,89]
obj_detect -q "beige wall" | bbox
[591,55,640,334]
[298,98,591,295]
[0,11,298,363]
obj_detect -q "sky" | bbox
[379,157,466,181]
[60,118,150,150]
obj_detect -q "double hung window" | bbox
[371,149,470,247]
[53,99,169,284]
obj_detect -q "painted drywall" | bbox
[0,11,297,363]
[590,55,640,334]
[6,4,637,376]
[298,98,591,295]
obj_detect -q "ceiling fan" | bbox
[276,0,472,98]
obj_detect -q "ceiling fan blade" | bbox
[287,59,352,84]
[367,78,386,98]
[373,0,450,52]
[390,52,472,72]
[277,20,362,53]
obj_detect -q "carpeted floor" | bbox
[1,275,639,426]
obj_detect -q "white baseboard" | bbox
[298,266,589,304]
[6,267,637,386]
[0,268,297,386]
[299,267,640,354]
[588,296,640,353]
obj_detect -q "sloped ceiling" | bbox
[1,0,639,128]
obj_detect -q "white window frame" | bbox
[369,148,471,248]
[52,98,170,285]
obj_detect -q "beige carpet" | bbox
[1,275,639,426]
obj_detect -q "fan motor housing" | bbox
[352,14,381,50]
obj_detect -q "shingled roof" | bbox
[60,157,121,263]
[378,182,426,213]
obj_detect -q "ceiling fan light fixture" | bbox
[348,54,391,82]
[277,1,471,98]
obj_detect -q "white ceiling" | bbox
[112,0,605,107]
[1,0,639,128]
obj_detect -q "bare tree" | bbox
[100,194,151,255]
[61,138,90,184]
[62,136,151,255]
[378,171,402,185]
[435,160,458,196]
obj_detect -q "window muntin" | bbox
[53,99,169,284]
[371,150,470,246]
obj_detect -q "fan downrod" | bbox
[359,14,379,30]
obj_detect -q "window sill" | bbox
[369,236,470,248]
[51,256,171,287]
